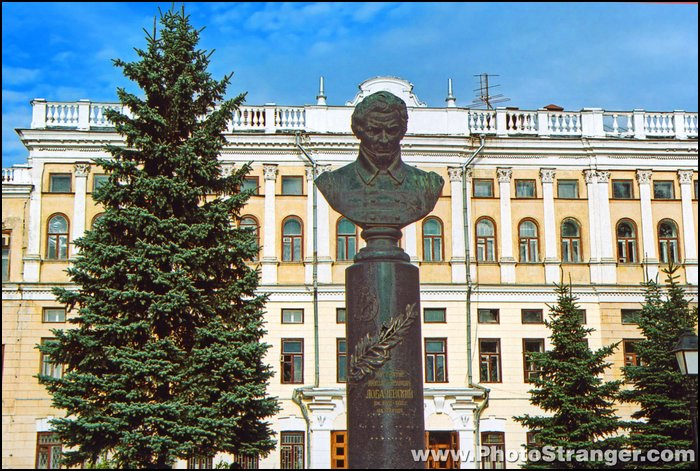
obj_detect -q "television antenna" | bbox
[471,73,510,109]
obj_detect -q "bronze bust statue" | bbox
[315,91,444,230]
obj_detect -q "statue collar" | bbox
[356,150,406,186]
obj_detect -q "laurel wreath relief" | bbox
[348,303,419,382]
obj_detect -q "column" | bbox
[23,163,44,282]
[404,223,418,265]
[261,164,278,284]
[71,163,90,256]
[465,169,476,281]
[540,168,560,284]
[497,168,516,283]
[637,170,658,282]
[448,167,466,283]
[596,171,617,284]
[583,170,601,283]
[678,170,698,284]
[305,165,333,284]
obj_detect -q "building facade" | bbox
[2,77,698,469]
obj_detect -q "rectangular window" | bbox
[621,309,642,325]
[232,454,260,469]
[425,339,447,383]
[479,339,501,383]
[478,308,499,324]
[281,176,303,195]
[282,309,304,324]
[187,456,214,469]
[557,180,579,198]
[424,307,446,323]
[481,432,505,469]
[331,431,348,469]
[653,181,674,199]
[473,179,494,198]
[36,432,62,469]
[612,180,633,199]
[40,338,63,380]
[281,340,303,384]
[281,432,305,469]
[523,339,545,383]
[242,176,259,195]
[2,231,9,282]
[515,180,536,198]
[92,174,108,193]
[336,308,346,324]
[521,309,544,324]
[337,339,347,383]
[43,308,66,323]
[623,339,643,367]
[49,174,71,193]
[694,180,698,200]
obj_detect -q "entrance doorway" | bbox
[425,431,460,469]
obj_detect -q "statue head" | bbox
[351,91,408,168]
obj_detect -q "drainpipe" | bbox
[292,388,313,469]
[295,133,320,388]
[461,135,489,464]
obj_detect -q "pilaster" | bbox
[448,167,466,283]
[637,170,658,282]
[261,164,278,284]
[497,168,516,283]
[71,162,90,256]
[678,170,698,284]
[540,168,560,284]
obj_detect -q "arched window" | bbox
[616,219,638,263]
[337,218,357,261]
[561,219,582,263]
[519,219,539,263]
[476,218,496,262]
[47,214,69,260]
[282,217,303,262]
[658,220,679,264]
[240,215,260,261]
[422,218,444,262]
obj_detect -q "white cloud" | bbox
[2,66,40,85]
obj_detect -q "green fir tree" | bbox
[38,7,278,468]
[515,282,623,469]
[619,264,697,469]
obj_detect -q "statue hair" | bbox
[351,91,408,134]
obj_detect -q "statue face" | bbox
[359,111,406,168]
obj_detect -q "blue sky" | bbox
[2,2,698,168]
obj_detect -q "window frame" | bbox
[242,176,260,195]
[36,432,62,469]
[515,179,537,198]
[336,307,346,324]
[523,338,545,383]
[479,338,502,383]
[337,338,347,383]
[521,309,544,324]
[281,339,304,384]
[653,180,675,200]
[423,307,447,324]
[621,309,642,325]
[282,308,304,324]
[557,179,579,199]
[518,219,540,263]
[280,431,305,469]
[616,219,638,264]
[282,216,303,262]
[473,178,494,198]
[2,230,10,282]
[92,173,109,193]
[46,213,70,260]
[422,217,444,262]
[281,176,304,196]
[658,219,680,264]
[560,218,582,263]
[48,173,72,193]
[623,339,644,367]
[42,307,66,323]
[481,432,505,469]
[39,338,63,380]
[478,308,500,324]
[612,179,634,199]
[475,217,497,262]
[239,215,260,261]
[425,338,448,383]
[336,217,358,262]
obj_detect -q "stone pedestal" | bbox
[346,227,425,469]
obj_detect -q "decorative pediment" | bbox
[346,77,427,108]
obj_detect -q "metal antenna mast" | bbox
[471,73,510,109]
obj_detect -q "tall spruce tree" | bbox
[38,7,277,468]
[515,283,623,469]
[620,264,696,469]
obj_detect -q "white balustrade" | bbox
[27,100,698,140]
[644,112,675,137]
[546,111,582,135]
[2,167,32,184]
